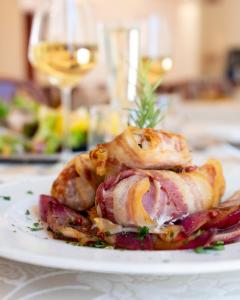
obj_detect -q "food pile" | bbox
[39,126,240,250]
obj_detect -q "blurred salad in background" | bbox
[0,93,89,156]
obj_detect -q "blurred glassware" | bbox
[87,105,128,150]
[140,14,173,83]
[28,0,97,159]
[159,93,184,133]
[98,23,140,108]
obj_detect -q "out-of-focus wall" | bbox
[0,0,25,79]
[201,0,240,78]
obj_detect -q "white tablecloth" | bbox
[1,258,240,300]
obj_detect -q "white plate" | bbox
[1,167,240,276]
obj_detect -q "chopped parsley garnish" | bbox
[89,240,110,248]
[28,227,43,232]
[0,195,11,201]
[54,231,64,239]
[26,190,33,195]
[25,209,30,215]
[66,239,111,249]
[137,226,149,240]
[194,241,225,254]
[28,222,43,231]
[194,247,206,254]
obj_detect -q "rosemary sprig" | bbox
[129,62,164,129]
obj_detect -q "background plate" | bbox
[0,154,60,163]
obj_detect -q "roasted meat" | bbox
[51,154,101,211]
[95,159,225,229]
[90,126,192,177]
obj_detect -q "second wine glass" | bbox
[28,0,98,159]
[140,14,173,83]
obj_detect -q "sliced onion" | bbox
[153,230,214,250]
[212,224,240,244]
[180,211,209,236]
[39,194,57,222]
[116,232,154,250]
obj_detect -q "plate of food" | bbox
[1,125,240,275]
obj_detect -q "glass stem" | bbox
[61,87,72,160]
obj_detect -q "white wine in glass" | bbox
[28,0,98,159]
[30,42,97,88]
[141,56,173,83]
[140,14,173,83]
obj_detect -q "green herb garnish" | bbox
[137,226,149,240]
[194,241,225,254]
[28,222,43,231]
[54,231,64,239]
[211,240,225,251]
[0,195,11,201]
[129,63,164,129]
[28,227,43,232]
[194,246,205,254]
[89,240,110,248]
[169,231,175,239]
[66,240,111,249]
[26,191,33,195]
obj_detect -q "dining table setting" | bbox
[3,0,240,299]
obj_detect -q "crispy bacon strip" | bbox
[51,154,101,211]
[95,160,225,228]
[90,126,192,177]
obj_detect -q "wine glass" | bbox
[98,23,140,108]
[28,0,97,159]
[140,14,173,83]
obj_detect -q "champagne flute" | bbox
[98,23,140,108]
[28,0,97,159]
[140,14,173,83]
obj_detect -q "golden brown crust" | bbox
[51,154,101,211]
[196,159,225,207]
[90,126,192,177]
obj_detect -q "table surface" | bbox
[1,149,240,300]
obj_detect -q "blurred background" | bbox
[1,0,240,161]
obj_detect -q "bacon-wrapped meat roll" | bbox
[90,126,192,177]
[51,154,100,211]
[95,159,225,229]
